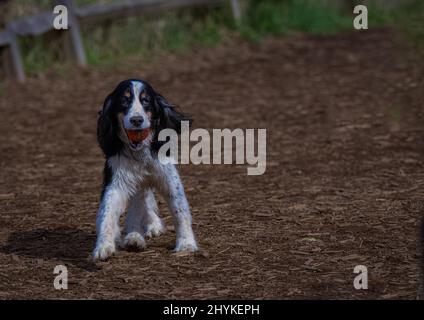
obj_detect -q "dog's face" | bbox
[115,80,153,151]
[97,79,192,157]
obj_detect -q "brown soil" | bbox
[0,28,423,299]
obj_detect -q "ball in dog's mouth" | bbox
[126,128,150,147]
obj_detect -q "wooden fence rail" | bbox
[0,0,241,82]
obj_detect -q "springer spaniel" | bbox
[92,79,198,261]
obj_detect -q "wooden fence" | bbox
[0,0,242,82]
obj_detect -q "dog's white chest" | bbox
[107,152,156,192]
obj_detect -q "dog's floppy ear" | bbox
[151,93,192,151]
[97,94,122,157]
[154,94,193,133]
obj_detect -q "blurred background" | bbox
[0,0,424,299]
[0,0,423,80]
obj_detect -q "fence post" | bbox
[6,31,25,83]
[230,0,241,22]
[54,0,87,66]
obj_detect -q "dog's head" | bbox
[97,79,192,157]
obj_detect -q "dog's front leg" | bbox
[157,164,198,252]
[123,193,147,250]
[93,184,129,261]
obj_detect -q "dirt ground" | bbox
[0,28,423,299]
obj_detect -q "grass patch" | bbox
[239,0,352,40]
[393,0,424,50]
[20,32,65,75]
[82,7,227,67]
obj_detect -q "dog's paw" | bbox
[174,237,198,252]
[92,242,116,261]
[123,232,146,251]
[143,219,165,238]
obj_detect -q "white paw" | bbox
[123,232,146,250]
[174,237,198,252]
[143,219,165,238]
[93,241,116,261]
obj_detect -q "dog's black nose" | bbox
[130,116,144,127]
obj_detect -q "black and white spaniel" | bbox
[93,79,198,261]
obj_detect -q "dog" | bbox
[92,79,198,261]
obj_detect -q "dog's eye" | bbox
[141,96,150,107]
[120,96,131,110]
